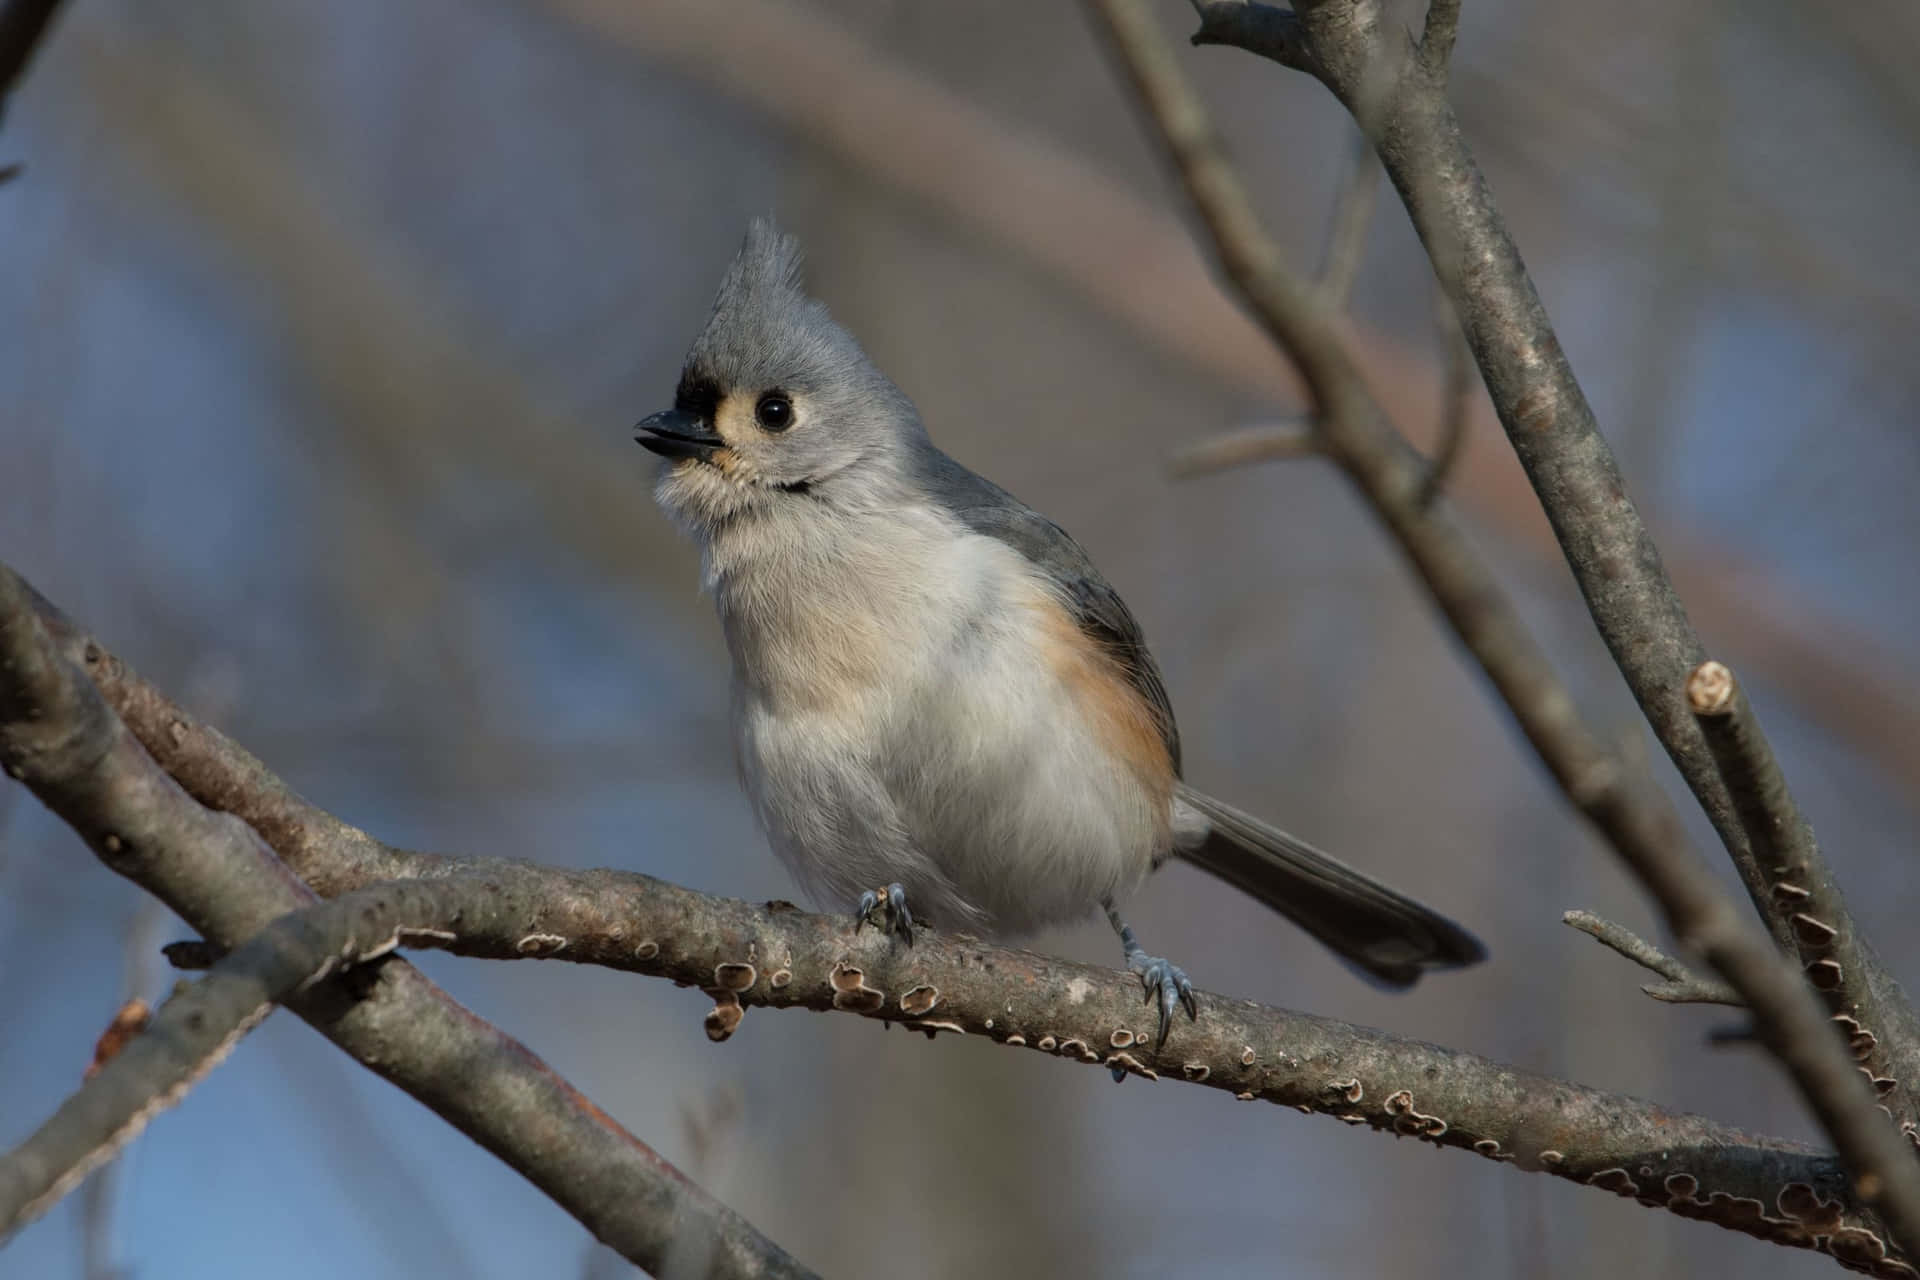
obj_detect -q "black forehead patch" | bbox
[674,371,722,421]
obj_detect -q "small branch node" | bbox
[1686,660,1736,716]
[1417,0,1464,82]
[1562,909,1743,1006]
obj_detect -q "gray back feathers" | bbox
[917,448,1182,774]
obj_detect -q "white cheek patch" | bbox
[714,394,759,448]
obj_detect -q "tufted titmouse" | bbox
[638,221,1483,1045]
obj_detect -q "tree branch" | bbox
[1687,661,1911,1106]
[1564,909,1743,1006]
[3,882,465,1237]
[1084,0,1920,1265]
[0,564,813,1279]
[1316,129,1378,308]
[12,569,1920,1270]
[1417,286,1472,507]
[1189,0,1920,1141]
[1416,0,1462,83]
[1167,417,1319,476]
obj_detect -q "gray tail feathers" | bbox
[1174,785,1485,988]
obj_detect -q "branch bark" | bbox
[1085,0,1920,1266]
[1188,0,1920,1139]
[4,881,471,1237]
[0,564,814,1280]
[8,564,1919,1273]
[1686,661,1912,1110]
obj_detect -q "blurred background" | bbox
[4,1,1919,1276]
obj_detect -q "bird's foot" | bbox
[1126,951,1198,1051]
[1104,902,1197,1053]
[855,882,914,947]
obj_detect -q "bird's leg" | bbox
[855,882,915,947]
[1105,901,1197,1054]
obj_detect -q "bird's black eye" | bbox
[755,392,793,432]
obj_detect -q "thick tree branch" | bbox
[1084,0,1920,1266]
[100,864,1918,1271]
[14,570,1920,1271]
[0,564,813,1280]
[1189,0,1920,1138]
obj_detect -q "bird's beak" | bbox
[634,409,725,463]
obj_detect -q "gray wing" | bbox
[917,447,1182,775]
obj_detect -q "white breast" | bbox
[711,503,1165,936]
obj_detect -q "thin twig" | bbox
[1088,0,1920,1264]
[1686,661,1905,1096]
[0,564,814,1280]
[1418,287,1472,507]
[1416,0,1463,83]
[1168,417,1318,476]
[1563,909,1743,1006]
[77,899,166,1280]
[1316,129,1377,309]
[1687,661,1817,886]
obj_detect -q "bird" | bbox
[636,219,1484,1047]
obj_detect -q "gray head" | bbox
[637,220,923,537]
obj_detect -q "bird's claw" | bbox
[1127,952,1198,1050]
[855,882,914,946]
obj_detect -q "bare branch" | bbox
[1189,5,1920,1133]
[4,879,632,1241]
[0,564,814,1280]
[1563,910,1743,1006]
[1418,288,1472,508]
[1168,417,1319,476]
[1687,661,1910,1101]
[132,865,1896,1264]
[1188,2,1313,72]
[1687,660,1820,891]
[1417,0,1463,82]
[1087,0,1920,1264]
[14,565,1919,1267]
[1316,130,1378,308]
